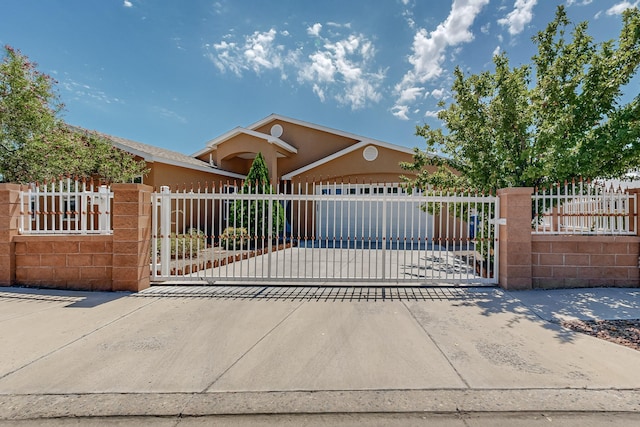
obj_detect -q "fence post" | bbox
[496,187,533,290]
[0,184,23,287]
[111,183,153,292]
[98,185,111,233]
[627,188,640,236]
[159,186,171,277]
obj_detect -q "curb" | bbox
[2,389,640,420]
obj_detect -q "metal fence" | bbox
[532,180,636,235]
[19,178,113,235]
[151,182,499,285]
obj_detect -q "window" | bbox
[63,196,77,220]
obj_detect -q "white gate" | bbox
[151,182,499,285]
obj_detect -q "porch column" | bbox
[497,187,533,290]
[111,183,153,292]
[0,184,22,286]
[265,149,279,190]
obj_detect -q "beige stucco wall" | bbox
[146,162,240,190]
[194,119,421,186]
[255,120,359,176]
[284,145,420,184]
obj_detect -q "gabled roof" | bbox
[247,113,416,155]
[281,140,419,180]
[192,127,298,157]
[79,128,246,179]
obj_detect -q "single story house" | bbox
[97,115,461,242]
[95,114,436,192]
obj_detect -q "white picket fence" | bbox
[19,178,113,235]
[532,180,636,235]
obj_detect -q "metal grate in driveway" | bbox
[135,285,495,302]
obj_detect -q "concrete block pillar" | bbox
[0,184,23,287]
[111,183,153,292]
[497,187,533,290]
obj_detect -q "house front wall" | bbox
[253,119,360,176]
[196,120,421,187]
[146,162,240,190]
[285,145,423,184]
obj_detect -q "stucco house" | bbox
[101,114,431,191]
[191,114,426,189]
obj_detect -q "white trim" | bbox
[247,114,417,156]
[280,139,431,180]
[193,127,298,157]
[110,140,246,180]
[281,141,368,180]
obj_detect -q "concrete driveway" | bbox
[0,285,639,420]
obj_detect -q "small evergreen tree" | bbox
[227,153,285,245]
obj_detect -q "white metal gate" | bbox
[151,182,499,285]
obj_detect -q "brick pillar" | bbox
[0,184,23,287]
[497,187,533,290]
[111,183,152,292]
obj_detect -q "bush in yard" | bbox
[154,228,207,259]
[227,153,285,242]
[219,227,249,250]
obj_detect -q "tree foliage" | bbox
[228,153,285,242]
[402,6,640,193]
[0,45,146,183]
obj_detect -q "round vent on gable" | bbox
[270,124,283,138]
[363,145,378,161]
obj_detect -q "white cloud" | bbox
[307,23,322,37]
[243,29,282,73]
[207,29,285,76]
[312,84,326,102]
[480,22,491,34]
[391,105,410,120]
[61,79,124,106]
[498,0,538,35]
[396,86,424,104]
[153,106,187,124]
[492,45,501,56]
[326,22,352,29]
[430,88,445,99]
[123,0,132,7]
[206,25,383,110]
[566,0,593,6]
[606,1,639,15]
[299,34,384,109]
[392,0,489,120]
[424,110,440,118]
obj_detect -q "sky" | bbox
[1,0,638,156]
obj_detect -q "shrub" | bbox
[155,228,207,259]
[219,227,249,250]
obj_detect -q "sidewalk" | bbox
[0,285,639,421]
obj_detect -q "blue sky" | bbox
[1,0,638,155]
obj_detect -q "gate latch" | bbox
[491,218,507,225]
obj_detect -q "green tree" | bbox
[402,6,640,193]
[0,45,146,183]
[228,153,285,244]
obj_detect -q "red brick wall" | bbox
[532,235,640,288]
[13,235,113,291]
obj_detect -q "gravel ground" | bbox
[561,319,640,351]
